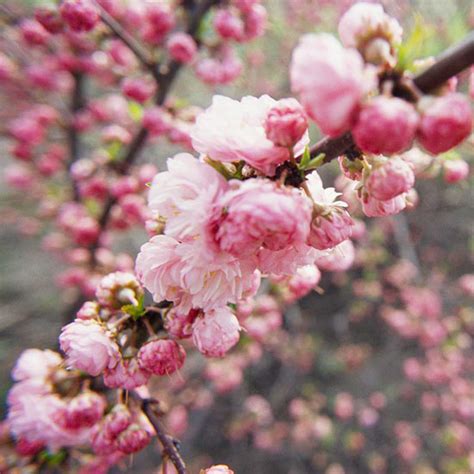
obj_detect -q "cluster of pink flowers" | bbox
[291,2,472,155]
[7,349,106,451]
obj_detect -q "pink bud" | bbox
[308,210,353,250]
[366,157,415,201]
[62,392,106,429]
[243,4,267,40]
[20,19,50,46]
[35,8,64,34]
[142,107,169,136]
[264,98,308,148]
[417,93,472,154]
[60,0,100,32]
[103,358,150,390]
[443,159,469,183]
[167,32,197,64]
[192,308,241,358]
[116,425,151,454]
[214,10,245,41]
[164,309,199,339]
[104,405,132,438]
[121,78,155,103]
[142,4,175,45]
[353,97,419,155]
[137,339,186,376]
[77,301,100,320]
[15,438,45,457]
[361,193,407,217]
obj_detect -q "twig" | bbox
[308,32,474,161]
[67,72,85,201]
[131,392,187,474]
[96,4,155,75]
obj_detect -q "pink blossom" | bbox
[60,0,99,32]
[291,33,371,137]
[243,3,267,40]
[305,170,353,249]
[147,153,228,241]
[59,319,120,376]
[137,339,186,376]
[143,106,170,136]
[361,193,407,217]
[96,271,143,309]
[366,157,415,201]
[191,95,309,175]
[12,349,61,382]
[60,392,106,429]
[264,98,308,147]
[458,274,474,296]
[214,179,312,257]
[214,9,245,41]
[4,164,35,190]
[35,8,64,34]
[116,425,151,454]
[20,19,49,46]
[338,2,402,50]
[192,307,241,357]
[203,466,234,474]
[142,3,175,45]
[103,358,150,390]
[164,308,200,339]
[315,240,355,272]
[443,159,469,183]
[121,78,155,103]
[167,32,197,64]
[353,97,419,154]
[417,94,472,154]
[258,243,318,276]
[334,392,354,420]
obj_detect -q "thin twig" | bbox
[131,392,187,474]
[67,72,85,201]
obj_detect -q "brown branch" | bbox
[131,393,187,474]
[67,72,85,202]
[97,5,155,75]
[308,32,474,161]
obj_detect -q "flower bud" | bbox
[121,78,155,104]
[417,94,472,154]
[214,9,245,41]
[264,98,308,148]
[116,424,151,454]
[137,339,186,376]
[60,0,99,32]
[62,392,106,429]
[308,210,353,250]
[96,271,143,309]
[366,157,415,201]
[192,308,241,358]
[353,97,419,155]
[167,32,197,64]
[35,8,64,34]
[443,159,469,183]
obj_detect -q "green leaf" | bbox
[106,141,122,161]
[122,294,145,320]
[128,102,144,122]
[38,449,67,466]
[305,153,326,171]
[298,146,311,170]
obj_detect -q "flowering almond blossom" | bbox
[191,95,309,174]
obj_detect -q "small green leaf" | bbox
[106,141,122,161]
[38,449,67,466]
[305,153,326,171]
[298,146,311,170]
[122,294,145,320]
[128,102,144,122]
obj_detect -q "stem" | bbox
[67,72,85,201]
[97,4,155,75]
[132,393,187,474]
[308,32,474,161]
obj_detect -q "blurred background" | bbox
[0,0,473,473]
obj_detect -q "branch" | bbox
[97,5,155,75]
[308,32,474,161]
[67,72,85,202]
[132,393,187,474]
